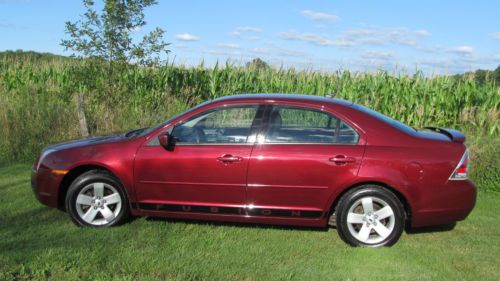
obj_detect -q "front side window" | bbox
[172,105,259,144]
[265,106,359,144]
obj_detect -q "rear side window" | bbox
[265,106,359,144]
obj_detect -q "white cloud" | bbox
[230,31,260,40]
[236,26,262,33]
[344,27,431,46]
[341,28,384,45]
[313,24,328,29]
[217,43,241,49]
[414,51,500,73]
[416,44,442,53]
[246,36,260,41]
[388,30,417,46]
[230,27,262,40]
[204,48,230,56]
[203,43,309,66]
[447,46,474,55]
[204,49,242,57]
[277,27,431,48]
[362,51,397,60]
[246,46,306,58]
[278,30,353,47]
[414,29,431,37]
[248,47,272,55]
[176,33,200,41]
[349,51,400,72]
[490,32,500,40]
[414,56,483,74]
[301,10,340,23]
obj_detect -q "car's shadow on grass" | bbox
[145,216,458,235]
[405,223,457,234]
[145,216,329,232]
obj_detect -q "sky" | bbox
[1,0,499,74]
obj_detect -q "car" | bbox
[31,94,476,247]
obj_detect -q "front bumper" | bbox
[31,166,64,208]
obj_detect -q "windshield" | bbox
[352,104,416,134]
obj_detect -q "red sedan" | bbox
[32,94,476,246]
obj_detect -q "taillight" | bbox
[449,150,469,180]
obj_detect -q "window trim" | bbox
[258,105,360,146]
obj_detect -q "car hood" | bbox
[44,134,126,153]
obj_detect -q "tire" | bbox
[65,170,130,227]
[336,185,405,247]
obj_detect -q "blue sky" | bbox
[1,0,499,74]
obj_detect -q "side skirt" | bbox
[131,202,328,227]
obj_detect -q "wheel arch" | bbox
[328,181,412,225]
[57,164,125,210]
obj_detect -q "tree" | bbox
[246,58,270,70]
[61,0,169,131]
[61,0,169,67]
[474,69,487,85]
[494,65,500,85]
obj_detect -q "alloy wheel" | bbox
[75,182,122,226]
[346,196,396,245]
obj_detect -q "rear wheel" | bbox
[336,185,405,247]
[65,170,130,227]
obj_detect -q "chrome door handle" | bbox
[329,155,356,165]
[217,154,243,163]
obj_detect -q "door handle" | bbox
[217,154,243,163]
[329,155,356,165]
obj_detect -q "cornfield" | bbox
[0,52,498,163]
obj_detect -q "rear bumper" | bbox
[31,166,63,208]
[411,179,476,227]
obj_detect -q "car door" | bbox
[246,105,365,218]
[134,104,264,212]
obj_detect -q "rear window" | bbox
[353,104,416,134]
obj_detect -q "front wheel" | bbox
[336,186,405,247]
[65,170,130,227]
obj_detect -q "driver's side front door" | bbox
[134,104,263,213]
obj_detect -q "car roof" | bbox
[212,93,354,107]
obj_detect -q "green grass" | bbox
[1,164,499,281]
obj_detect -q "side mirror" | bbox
[158,132,175,151]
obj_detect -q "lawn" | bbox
[1,163,499,281]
